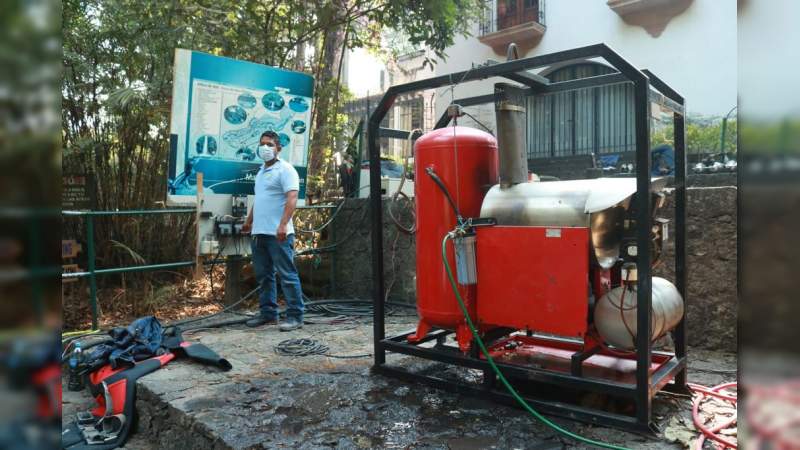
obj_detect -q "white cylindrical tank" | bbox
[594,277,684,350]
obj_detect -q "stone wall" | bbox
[332,180,737,351]
[654,185,738,352]
[332,199,416,304]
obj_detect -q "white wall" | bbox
[738,0,800,121]
[434,0,737,123]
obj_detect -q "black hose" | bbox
[425,167,462,222]
[166,285,260,328]
[274,338,371,359]
[304,299,417,318]
[296,199,347,234]
[177,317,251,332]
[296,199,371,256]
[387,129,421,235]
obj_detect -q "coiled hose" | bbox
[441,232,630,450]
[689,382,737,449]
[274,338,370,359]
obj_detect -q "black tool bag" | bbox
[62,320,231,450]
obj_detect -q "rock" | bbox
[393,386,410,397]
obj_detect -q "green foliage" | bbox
[740,120,800,154]
[61,0,484,290]
[63,0,486,193]
[650,116,738,155]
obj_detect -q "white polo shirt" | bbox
[251,158,300,236]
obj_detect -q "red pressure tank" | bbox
[410,126,498,351]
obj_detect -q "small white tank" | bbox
[594,277,684,350]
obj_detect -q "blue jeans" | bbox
[251,234,304,321]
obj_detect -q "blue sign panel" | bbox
[167,49,313,203]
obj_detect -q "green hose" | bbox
[441,232,631,450]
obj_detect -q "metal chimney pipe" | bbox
[494,83,528,188]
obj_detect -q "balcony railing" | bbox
[479,0,546,36]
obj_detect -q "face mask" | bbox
[258,144,276,161]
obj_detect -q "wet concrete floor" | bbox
[62,313,736,449]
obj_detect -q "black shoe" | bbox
[246,316,278,327]
[279,317,303,332]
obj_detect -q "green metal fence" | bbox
[62,208,196,330]
[62,205,338,330]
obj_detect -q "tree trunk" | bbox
[294,41,306,71]
[307,5,347,201]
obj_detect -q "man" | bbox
[242,131,304,331]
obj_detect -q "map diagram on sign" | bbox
[188,79,311,167]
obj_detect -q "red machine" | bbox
[370,45,690,433]
[475,225,589,338]
[409,85,681,372]
[410,126,497,351]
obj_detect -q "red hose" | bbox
[745,380,800,449]
[690,382,737,449]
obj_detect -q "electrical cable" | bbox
[387,129,422,235]
[437,65,475,101]
[296,199,347,234]
[274,338,371,359]
[452,116,462,218]
[441,231,631,450]
[166,285,261,329]
[295,198,371,256]
[62,329,101,339]
[304,299,416,318]
[384,232,401,302]
[207,238,229,306]
[462,111,493,134]
[206,175,255,192]
[425,167,463,223]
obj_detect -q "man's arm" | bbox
[276,190,298,241]
[242,206,254,234]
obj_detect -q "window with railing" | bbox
[527,63,636,159]
[480,0,545,35]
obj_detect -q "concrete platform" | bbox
[62,314,736,449]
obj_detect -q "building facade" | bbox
[342,49,437,160]
[434,0,737,178]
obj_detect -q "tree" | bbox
[63,0,486,196]
[650,116,738,157]
[61,0,486,293]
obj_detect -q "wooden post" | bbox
[194,172,204,280]
[224,259,243,307]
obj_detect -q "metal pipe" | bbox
[62,260,249,279]
[633,78,653,426]
[719,105,737,155]
[86,216,98,330]
[63,206,334,217]
[62,208,196,216]
[673,109,688,388]
[494,83,528,187]
[368,107,389,366]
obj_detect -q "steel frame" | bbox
[367,43,688,433]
